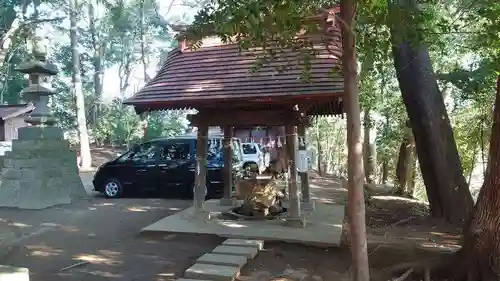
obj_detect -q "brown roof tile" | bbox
[0,104,34,120]
[125,22,344,116]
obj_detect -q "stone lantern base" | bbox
[0,126,87,209]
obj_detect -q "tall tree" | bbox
[138,0,149,139]
[395,121,415,196]
[457,74,500,280]
[363,108,376,184]
[70,0,92,169]
[340,0,370,279]
[315,118,323,175]
[88,0,105,124]
[387,0,474,225]
[139,0,150,83]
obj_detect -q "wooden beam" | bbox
[187,109,310,127]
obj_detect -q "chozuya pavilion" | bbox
[124,8,345,246]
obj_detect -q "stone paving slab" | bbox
[197,253,247,268]
[176,279,212,281]
[185,263,239,281]
[212,245,258,259]
[0,265,29,281]
[222,239,264,250]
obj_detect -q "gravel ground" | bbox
[0,173,223,281]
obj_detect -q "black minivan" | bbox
[92,135,243,199]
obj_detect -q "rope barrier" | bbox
[192,134,308,146]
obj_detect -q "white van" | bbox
[241,143,263,171]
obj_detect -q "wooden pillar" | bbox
[193,122,208,213]
[297,125,314,210]
[220,126,235,206]
[284,124,304,227]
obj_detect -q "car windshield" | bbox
[115,149,134,162]
[242,143,257,155]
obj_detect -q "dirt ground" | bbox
[0,182,223,281]
[237,173,463,281]
[0,149,463,281]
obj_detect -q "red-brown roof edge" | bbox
[0,103,34,120]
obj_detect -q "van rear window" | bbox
[242,144,257,154]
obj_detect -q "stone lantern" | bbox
[0,36,87,209]
[17,35,58,127]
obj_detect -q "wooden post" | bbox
[220,126,235,206]
[193,122,208,213]
[297,125,314,210]
[284,124,304,227]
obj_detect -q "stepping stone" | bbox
[197,253,247,268]
[223,239,264,250]
[0,265,29,281]
[212,245,258,259]
[184,263,239,281]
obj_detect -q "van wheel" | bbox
[103,179,123,198]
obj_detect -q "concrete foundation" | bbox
[0,265,29,281]
[0,127,86,209]
[301,200,316,211]
[141,199,344,247]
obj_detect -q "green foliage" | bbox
[307,116,348,175]
[191,0,338,80]
[93,99,141,146]
[1,0,188,150]
[2,0,498,203]
[92,100,187,147]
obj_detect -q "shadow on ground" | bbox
[0,196,222,281]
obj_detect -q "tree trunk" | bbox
[340,0,370,280]
[363,109,376,184]
[395,141,408,194]
[381,159,388,184]
[139,0,150,83]
[140,112,149,140]
[88,0,104,125]
[380,113,389,184]
[388,0,473,225]
[0,4,26,102]
[467,146,477,185]
[405,141,416,196]
[395,121,413,195]
[325,138,331,172]
[457,75,500,281]
[70,0,92,169]
[316,121,323,176]
[335,123,344,173]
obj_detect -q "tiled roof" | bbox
[0,104,34,120]
[125,18,344,116]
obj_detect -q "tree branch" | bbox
[27,16,66,25]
